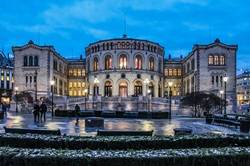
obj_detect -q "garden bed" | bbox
[0,133,250,150]
[0,146,250,166]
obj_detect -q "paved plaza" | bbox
[0,112,245,136]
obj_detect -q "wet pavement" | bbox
[0,112,246,136]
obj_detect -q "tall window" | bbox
[134,81,142,96]
[34,56,39,66]
[29,56,33,66]
[208,55,213,65]
[220,55,225,65]
[24,56,28,66]
[105,55,112,70]
[119,82,128,97]
[135,55,142,69]
[158,60,162,72]
[104,81,112,97]
[149,57,154,71]
[214,55,219,65]
[93,57,99,71]
[119,55,127,69]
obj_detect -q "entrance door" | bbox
[119,82,128,97]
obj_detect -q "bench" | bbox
[97,130,153,136]
[4,126,61,135]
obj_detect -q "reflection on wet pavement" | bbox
[0,112,246,136]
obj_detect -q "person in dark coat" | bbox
[33,101,40,123]
[75,104,80,125]
[40,102,47,122]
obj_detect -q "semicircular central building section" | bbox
[86,37,164,97]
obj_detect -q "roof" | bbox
[86,35,164,49]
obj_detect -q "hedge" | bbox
[0,146,250,166]
[0,133,250,150]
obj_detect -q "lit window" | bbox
[119,55,127,69]
[69,91,73,96]
[82,82,85,87]
[105,55,112,70]
[220,55,225,65]
[78,82,81,87]
[208,55,213,65]
[73,82,77,87]
[135,55,142,69]
[78,69,81,76]
[168,69,173,76]
[149,57,154,71]
[214,55,219,65]
[173,69,177,76]
[93,57,99,71]
[164,69,168,76]
[69,82,72,88]
[178,69,181,76]
[78,90,81,96]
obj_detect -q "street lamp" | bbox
[50,80,55,118]
[168,81,173,119]
[219,90,224,114]
[223,76,228,116]
[84,88,88,111]
[34,70,38,101]
[14,87,18,113]
[144,78,150,111]
[93,78,99,96]
[147,89,151,112]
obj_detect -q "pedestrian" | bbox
[40,102,47,122]
[75,104,80,125]
[33,101,40,123]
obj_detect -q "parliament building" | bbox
[12,36,237,112]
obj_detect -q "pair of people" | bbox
[33,101,47,123]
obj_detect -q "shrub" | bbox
[0,134,250,150]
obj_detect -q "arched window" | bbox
[220,55,225,65]
[105,55,112,70]
[104,81,112,97]
[119,55,127,69]
[29,56,33,66]
[149,57,154,71]
[23,56,27,66]
[119,81,128,97]
[148,82,154,97]
[134,80,143,96]
[93,57,99,71]
[34,56,39,66]
[208,55,213,65]
[135,55,142,69]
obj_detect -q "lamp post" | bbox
[84,89,88,111]
[219,90,224,114]
[34,70,38,102]
[168,82,173,119]
[143,78,150,111]
[14,87,18,113]
[147,89,151,112]
[93,78,99,110]
[50,80,55,118]
[223,76,228,116]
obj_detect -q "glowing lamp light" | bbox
[223,76,228,82]
[168,82,173,87]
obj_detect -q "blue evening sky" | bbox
[0,0,249,71]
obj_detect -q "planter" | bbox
[138,112,150,118]
[85,117,104,128]
[94,110,102,117]
[240,119,250,133]
[152,112,168,119]
[116,111,125,118]
[206,117,213,124]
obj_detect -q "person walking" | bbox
[33,101,40,123]
[75,104,80,125]
[40,102,47,122]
